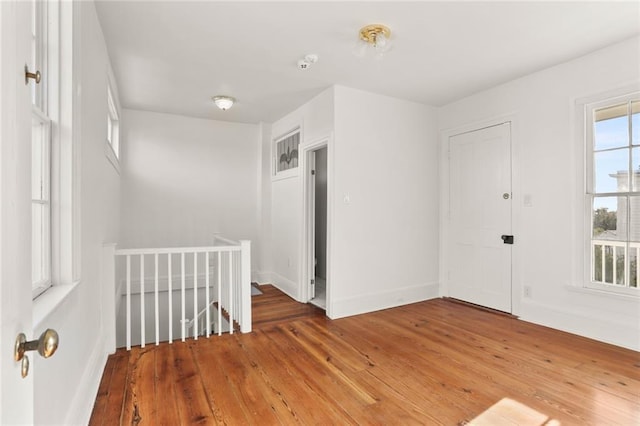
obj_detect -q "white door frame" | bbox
[439,114,522,317]
[300,134,332,316]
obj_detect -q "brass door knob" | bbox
[14,329,59,378]
[24,64,41,85]
[14,328,59,361]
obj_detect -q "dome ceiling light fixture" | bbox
[355,23,392,58]
[212,95,235,111]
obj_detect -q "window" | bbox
[107,84,119,158]
[273,127,300,178]
[587,93,640,294]
[30,0,77,300]
[31,0,51,298]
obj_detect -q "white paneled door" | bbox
[0,1,35,423]
[448,123,512,313]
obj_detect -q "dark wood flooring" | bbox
[89,285,640,425]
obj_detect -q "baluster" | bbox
[194,251,198,340]
[613,246,617,285]
[181,252,186,342]
[206,251,210,338]
[168,253,173,344]
[140,254,145,348]
[218,251,222,336]
[126,255,131,350]
[229,249,233,334]
[601,245,605,283]
[154,253,159,345]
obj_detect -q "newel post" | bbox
[239,240,252,333]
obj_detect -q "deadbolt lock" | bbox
[503,193,510,200]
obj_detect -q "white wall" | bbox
[33,2,121,424]
[438,36,640,350]
[266,88,335,297]
[331,86,440,317]
[119,109,261,273]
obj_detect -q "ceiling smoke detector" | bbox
[297,54,319,70]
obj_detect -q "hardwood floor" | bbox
[89,285,640,425]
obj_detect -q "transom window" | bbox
[587,93,640,294]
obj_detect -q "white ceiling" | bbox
[95,1,640,124]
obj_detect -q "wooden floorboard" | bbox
[89,284,640,425]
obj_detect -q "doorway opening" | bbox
[310,146,328,309]
[302,137,330,313]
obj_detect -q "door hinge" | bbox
[311,169,316,175]
[311,278,315,285]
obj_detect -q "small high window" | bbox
[107,84,120,158]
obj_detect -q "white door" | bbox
[448,123,512,313]
[0,1,35,423]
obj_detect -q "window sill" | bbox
[565,284,639,301]
[33,281,80,330]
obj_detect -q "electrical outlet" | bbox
[524,286,532,298]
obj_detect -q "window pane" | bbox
[107,115,112,143]
[629,247,638,288]
[594,103,629,151]
[629,195,640,243]
[32,203,44,284]
[614,246,625,285]
[633,147,640,192]
[31,119,44,199]
[592,196,621,239]
[594,149,628,193]
[632,101,639,146]
[593,243,604,282]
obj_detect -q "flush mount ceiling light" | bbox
[212,96,235,111]
[355,24,392,58]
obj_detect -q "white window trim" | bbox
[576,87,640,297]
[33,0,79,315]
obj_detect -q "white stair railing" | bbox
[111,238,251,350]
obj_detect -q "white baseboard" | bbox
[254,270,273,285]
[330,282,439,319]
[519,299,640,351]
[269,272,300,301]
[63,339,108,425]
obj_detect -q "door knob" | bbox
[24,65,41,85]
[14,329,59,378]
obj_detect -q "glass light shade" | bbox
[213,96,235,110]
